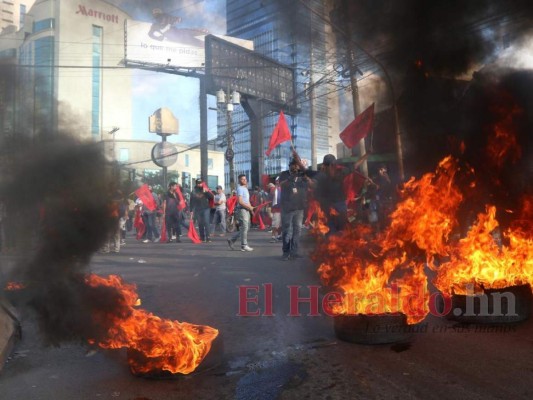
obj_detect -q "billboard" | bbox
[125,20,253,69]
[205,35,296,109]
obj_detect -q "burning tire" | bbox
[437,284,532,324]
[333,313,411,345]
[127,334,224,378]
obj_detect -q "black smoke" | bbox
[1,133,130,346]
[335,0,533,77]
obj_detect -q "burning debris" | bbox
[311,69,533,329]
[0,135,218,375]
[86,274,218,375]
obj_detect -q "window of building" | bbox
[91,25,102,139]
[33,18,54,33]
[207,175,218,189]
[119,148,129,162]
[184,154,190,167]
[19,4,26,28]
[208,158,213,170]
[34,36,54,132]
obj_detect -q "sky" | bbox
[110,0,226,145]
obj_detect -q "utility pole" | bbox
[343,0,368,177]
[216,88,241,192]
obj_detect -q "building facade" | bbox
[0,0,34,33]
[0,0,225,187]
[224,0,334,181]
[104,139,225,191]
[12,0,133,140]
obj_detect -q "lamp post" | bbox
[109,126,119,161]
[216,89,241,192]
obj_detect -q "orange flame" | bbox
[434,203,533,295]
[312,156,467,324]
[85,274,218,375]
[486,101,522,169]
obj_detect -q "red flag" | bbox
[343,171,367,202]
[261,174,271,190]
[188,217,202,244]
[175,184,186,211]
[133,208,146,240]
[339,103,375,149]
[201,182,215,208]
[160,218,167,242]
[135,184,157,211]
[265,111,292,156]
[252,201,271,229]
[227,196,238,215]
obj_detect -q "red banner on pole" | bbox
[265,111,292,156]
[339,103,375,149]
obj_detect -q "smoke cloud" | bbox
[1,132,127,346]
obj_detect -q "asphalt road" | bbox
[1,229,533,400]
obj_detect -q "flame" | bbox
[312,157,466,325]
[486,101,522,169]
[85,274,218,375]
[434,202,533,295]
[4,282,26,291]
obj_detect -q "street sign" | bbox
[151,142,178,167]
[225,148,234,162]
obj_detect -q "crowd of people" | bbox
[97,153,396,261]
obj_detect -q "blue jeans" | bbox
[281,209,304,256]
[211,209,226,234]
[143,212,159,240]
[195,208,211,241]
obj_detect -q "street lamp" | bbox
[216,89,241,191]
[109,126,119,161]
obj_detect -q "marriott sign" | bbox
[76,5,119,24]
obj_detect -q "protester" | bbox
[314,153,370,233]
[211,185,227,236]
[267,180,282,242]
[227,174,254,252]
[163,181,183,243]
[278,158,312,260]
[190,178,214,243]
[142,185,161,243]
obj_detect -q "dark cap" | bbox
[195,178,203,184]
[216,185,223,190]
[322,154,336,166]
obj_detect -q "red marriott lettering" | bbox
[76,5,119,23]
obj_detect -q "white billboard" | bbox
[125,19,253,69]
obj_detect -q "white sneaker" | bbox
[241,245,254,252]
[142,239,150,243]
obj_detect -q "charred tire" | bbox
[333,313,411,345]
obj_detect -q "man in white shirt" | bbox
[211,185,227,236]
[227,175,254,252]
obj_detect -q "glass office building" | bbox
[224,0,331,185]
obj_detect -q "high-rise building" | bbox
[0,0,35,33]
[224,0,334,185]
